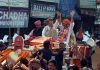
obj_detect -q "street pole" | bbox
[8,0,12,46]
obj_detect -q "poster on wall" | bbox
[0,0,29,28]
[31,3,56,18]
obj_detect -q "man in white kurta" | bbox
[42,18,58,39]
[63,11,76,47]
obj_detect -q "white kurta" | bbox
[42,26,58,39]
[42,20,63,39]
[64,22,76,46]
[53,19,64,31]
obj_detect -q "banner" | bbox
[0,8,29,28]
[31,3,56,18]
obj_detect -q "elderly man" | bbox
[42,18,58,39]
[29,20,43,37]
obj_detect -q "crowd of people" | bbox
[0,40,99,70]
[28,10,76,46]
[0,10,99,70]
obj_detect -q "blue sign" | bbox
[31,3,56,18]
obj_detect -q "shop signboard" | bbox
[0,8,29,28]
[0,0,29,8]
[31,3,56,18]
[37,0,59,3]
[9,0,29,8]
[0,0,29,28]
[0,0,8,6]
[80,0,96,9]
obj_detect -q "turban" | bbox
[62,19,71,25]
[34,20,41,27]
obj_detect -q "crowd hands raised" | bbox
[0,10,99,70]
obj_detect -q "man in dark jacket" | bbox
[41,40,53,62]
